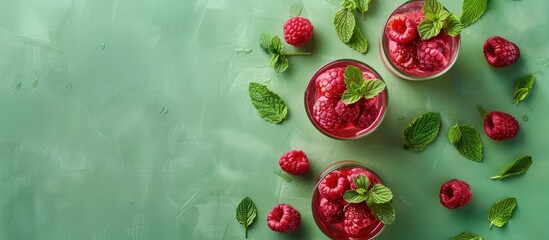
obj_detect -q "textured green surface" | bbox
[1,0,548,239]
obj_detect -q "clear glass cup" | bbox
[379,0,460,80]
[304,59,388,140]
[312,160,385,240]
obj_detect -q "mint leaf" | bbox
[345,25,368,53]
[451,231,484,240]
[367,184,393,204]
[460,0,488,28]
[354,174,371,190]
[362,80,386,99]
[513,74,535,105]
[344,65,364,86]
[343,190,368,203]
[418,10,450,40]
[248,82,288,124]
[260,33,274,53]
[236,197,257,238]
[356,0,371,14]
[423,0,444,17]
[404,112,441,152]
[444,13,464,37]
[334,9,356,43]
[260,34,290,73]
[341,66,384,104]
[454,125,483,162]
[272,54,289,73]
[491,155,533,180]
[448,124,462,145]
[488,197,517,229]
[271,36,284,55]
[369,202,396,225]
[342,89,364,105]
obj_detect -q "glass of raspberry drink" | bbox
[305,59,388,140]
[379,0,460,80]
[312,161,386,239]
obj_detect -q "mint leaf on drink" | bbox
[341,65,385,104]
[488,197,517,229]
[513,74,535,105]
[491,155,533,180]
[369,201,396,225]
[343,175,396,225]
[403,112,441,152]
[367,184,393,204]
[362,79,385,99]
[420,0,487,39]
[334,9,355,43]
[454,125,483,162]
[444,13,464,37]
[460,0,488,28]
[353,174,371,190]
[451,231,484,240]
[236,197,257,238]
[249,82,288,124]
[418,6,450,40]
[448,124,462,145]
[343,190,368,203]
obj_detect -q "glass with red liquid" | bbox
[304,59,388,140]
[379,0,460,80]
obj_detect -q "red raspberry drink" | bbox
[305,59,388,140]
[312,161,385,239]
[379,0,460,80]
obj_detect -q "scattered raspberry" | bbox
[347,167,381,190]
[315,67,346,99]
[279,150,309,175]
[319,198,344,224]
[283,17,314,47]
[385,14,418,44]
[439,179,472,209]
[319,170,350,201]
[313,96,343,130]
[484,111,520,141]
[267,203,301,233]
[483,36,520,68]
[353,107,378,129]
[335,100,361,122]
[417,38,450,71]
[343,203,377,238]
[390,42,417,69]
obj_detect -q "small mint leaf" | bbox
[460,0,488,28]
[236,197,257,238]
[454,125,483,162]
[444,13,464,36]
[513,74,535,105]
[418,19,442,40]
[273,54,289,73]
[344,65,364,86]
[367,184,393,204]
[343,190,368,203]
[356,0,371,14]
[404,112,441,152]
[334,9,356,43]
[345,25,368,53]
[342,90,363,104]
[423,0,445,18]
[488,197,517,228]
[341,0,358,11]
[369,202,396,225]
[451,231,484,240]
[491,156,533,180]
[259,33,274,53]
[249,82,288,124]
[356,188,367,195]
[271,36,284,55]
[362,80,386,99]
[448,124,462,145]
[353,174,371,190]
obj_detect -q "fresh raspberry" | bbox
[439,179,472,209]
[283,17,314,47]
[362,97,377,110]
[484,111,520,141]
[267,203,301,233]
[353,107,378,129]
[313,96,343,130]
[319,170,350,201]
[343,203,377,238]
[335,100,361,122]
[385,14,418,44]
[346,168,381,190]
[407,11,424,25]
[390,42,417,69]
[315,67,346,98]
[483,36,520,68]
[319,198,344,224]
[279,150,309,175]
[417,38,450,71]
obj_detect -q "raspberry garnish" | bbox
[279,150,309,175]
[483,36,520,68]
[343,203,377,238]
[484,111,520,141]
[319,170,350,201]
[390,42,417,69]
[267,203,301,233]
[346,167,381,190]
[283,17,314,47]
[439,179,473,209]
[319,198,344,224]
[315,67,346,99]
[417,38,450,72]
[353,107,378,129]
[335,100,361,122]
[313,96,343,130]
[385,14,418,44]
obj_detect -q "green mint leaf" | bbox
[444,13,464,37]
[353,174,371,190]
[423,0,445,18]
[356,0,371,14]
[448,124,462,145]
[271,35,284,55]
[344,65,364,86]
[343,190,368,203]
[369,202,396,225]
[451,231,484,240]
[273,54,289,73]
[342,65,366,104]
[404,112,441,152]
[491,155,533,180]
[345,25,369,53]
[367,184,393,204]
[460,0,488,28]
[420,0,451,39]
[248,82,288,124]
[259,33,274,53]
[488,197,517,229]
[513,74,535,105]
[334,9,356,43]
[356,188,367,195]
[418,19,442,40]
[342,90,364,105]
[236,197,257,238]
[454,125,483,162]
[342,0,358,11]
[362,80,386,99]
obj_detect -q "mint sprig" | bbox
[248,82,288,124]
[403,112,441,152]
[491,155,533,180]
[451,125,483,162]
[342,174,396,225]
[513,74,535,105]
[451,231,484,240]
[333,0,372,53]
[334,9,355,43]
[488,197,517,229]
[236,197,257,238]
[259,33,310,73]
[460,0,488,28]
[419,0,488,40]
[341,65,386,104]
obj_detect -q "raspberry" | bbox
[279,150,309,175]
[483,36,520,68]
[315,67,346,98]
[390,42,417,69]
[319,198,344,224]
[267,204,301,233]
[385,14,418,44]
[335,100,361,122]
[407,11,424,25]
[439,179,472,209]
[353,107,378,129]
[484,111,520,141]
[347,167,381,190]
[417,38,450,71]
[313,96,343,130]
[283,17,314,47]
[343,203,377,238]
[319,170,350,201]
[362,97,376,110]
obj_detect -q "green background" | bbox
[1,0,547,239]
